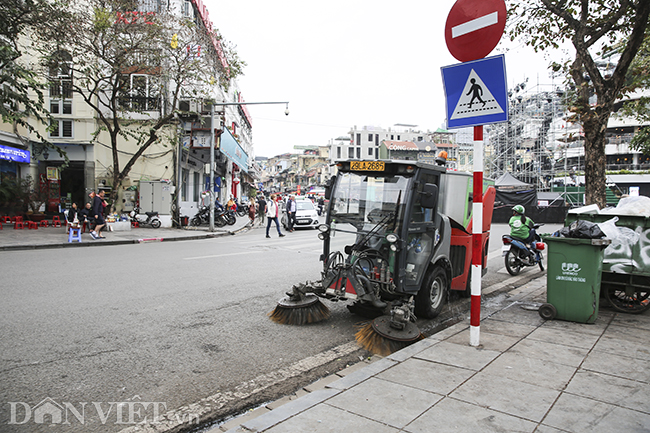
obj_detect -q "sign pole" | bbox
[443,0,507,346]
[470,125,483,347]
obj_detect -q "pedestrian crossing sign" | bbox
[441,54,508,129]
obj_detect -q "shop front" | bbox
[31,143,94,212]
[0,142,31,215]
[0,143,30,182]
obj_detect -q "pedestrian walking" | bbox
[90,190,106,239]
[265,194,285,238]
[286,195,297,232]
[257,195,267,224]
[248,200,256,223]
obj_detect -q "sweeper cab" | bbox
[270,159,495,355]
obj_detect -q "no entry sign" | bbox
[445,0,507,62]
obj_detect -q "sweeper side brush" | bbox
[269,294,330,325]
[355,315,424,356]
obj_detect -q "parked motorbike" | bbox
[502,224,545,276]
[222,208,237,225]
[130,207,162,228]
[235,201,248,217]
[190,206,235,227]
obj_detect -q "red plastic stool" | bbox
[40,220,49,227]
[27,221,38,229]
[2,216,10,224]
[12,216,23,223]
[131,221,139,228]
[52,216,62,228]
[14,221,24,229]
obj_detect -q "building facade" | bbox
[4,0,259,223]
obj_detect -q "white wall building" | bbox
[329,125,431,165]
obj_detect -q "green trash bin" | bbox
[540,236,611,323]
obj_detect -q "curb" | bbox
[0,222,254,252]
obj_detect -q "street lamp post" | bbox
[207,101,289,231]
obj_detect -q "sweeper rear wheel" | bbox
[269,294,331,325]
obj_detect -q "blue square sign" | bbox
[441,54,509,129]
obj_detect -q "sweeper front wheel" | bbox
[269,294,331,325]
[355,315,424,356]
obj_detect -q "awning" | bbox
[220,128,249,173]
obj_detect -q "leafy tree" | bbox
[508,0,650,207]
[619,30,650,154]
[0,0,72,145]
[35,0,245,206]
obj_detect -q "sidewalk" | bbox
[0,216,257,251]
[213,276,650,433]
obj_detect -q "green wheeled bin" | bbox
[565,213,650,313]
[540,236,611,323]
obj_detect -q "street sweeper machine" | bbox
[270,159,496,355]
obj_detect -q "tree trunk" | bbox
[582,110,609,208]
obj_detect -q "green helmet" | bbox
[513,205,525,214]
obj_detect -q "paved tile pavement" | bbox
[211,276,650,433]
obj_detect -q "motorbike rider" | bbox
[215,197,225,212]
[509,205,536,260]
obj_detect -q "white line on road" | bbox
[487,248,503,262]
[452,12,499,38]
[183,251,262,260]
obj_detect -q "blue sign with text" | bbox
[441,54,508,129]
[0,144,30,163]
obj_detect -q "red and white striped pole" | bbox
[470,125,483,347]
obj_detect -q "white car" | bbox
[282,199,320,229]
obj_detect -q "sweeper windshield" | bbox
[327,172,409,256]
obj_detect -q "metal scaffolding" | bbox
[485,83,576,192]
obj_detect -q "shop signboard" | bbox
[47,167,60,180]
[0,144,30,163]
[220,127,249,173]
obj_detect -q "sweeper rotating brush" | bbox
[269,294,331,325]
[355,315,424,356]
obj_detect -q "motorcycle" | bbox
[502,224,545,276]
[190,205,236,227]
[222,208,237,225]
[235,201,249,217]
[130,207,161,228]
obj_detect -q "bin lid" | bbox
[542,236,611,246]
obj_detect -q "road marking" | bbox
[183,251,262,260]
[487,248,503,261]
[452,11,498,38]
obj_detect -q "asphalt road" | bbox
[0,222,562,432]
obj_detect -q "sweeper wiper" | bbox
[270,159,496,355]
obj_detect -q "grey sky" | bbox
[209,0,562,158]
